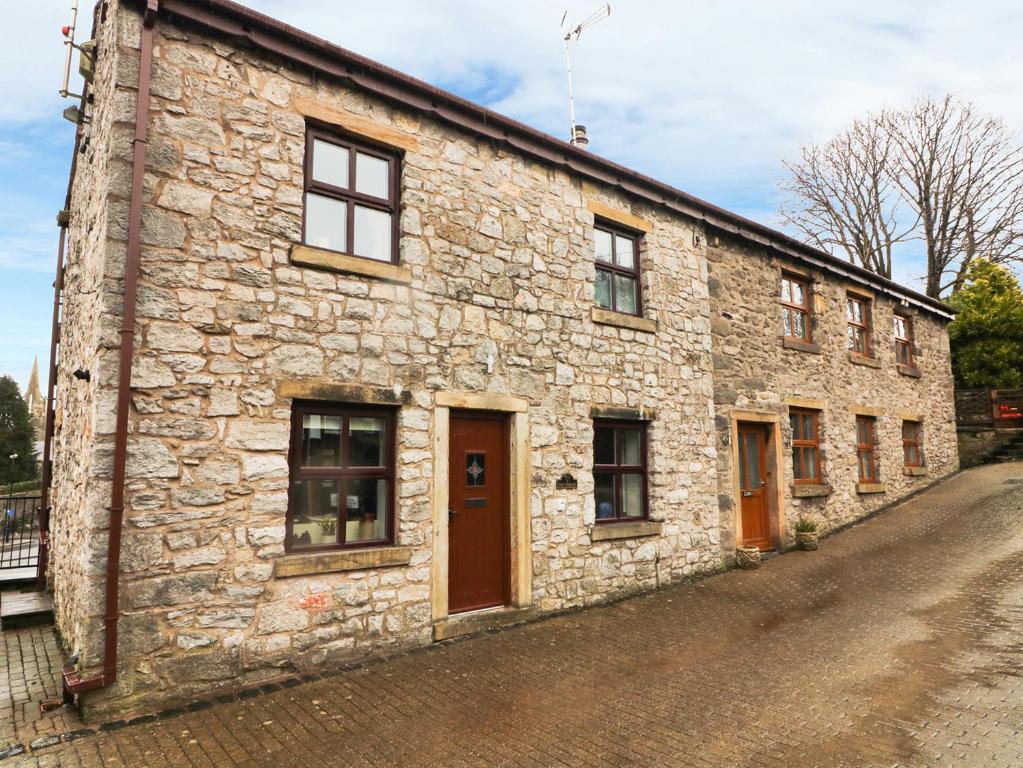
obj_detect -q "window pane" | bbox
[804,447,818,480]
[615,274,638,315]
[791,281,804,306]
[619,429,642,465]
[781,279,792,303]
[345,478,387,543]
[349,417,385,467]
[741,432,761,489]
[594,472,615,519]
[594,229,613,263]
[290,479,339,548]
[353,205,392,262]
[594,427,615,465]
[614,235,635,268]
[858,451,873,481]
[789,414,800,440]
[802,414,815,439]
[305,193,347,252]
[792,310,806,339]
[312,139,349,188]
[904,445,918,466]
[302,414,341,466]
[355,152,389,198]
[621,473,644,518]
[783,308,792,337]
[893,316,906,339]
[595,269,612,309]
[792,447,803,480]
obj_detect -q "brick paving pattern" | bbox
[4,462,1023,767]
[0,625,69,749]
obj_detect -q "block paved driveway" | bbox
[9,461,1023,767]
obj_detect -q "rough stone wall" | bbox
[56,6,720,719]
[49,0,142,667]
[706,233,959,555]
[957,428,1023,468]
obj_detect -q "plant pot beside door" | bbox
[794,517,819,551]
[735,545,761,570]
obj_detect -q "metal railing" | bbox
[955,388,1023,428]
[1,495,40,570]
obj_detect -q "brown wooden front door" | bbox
[737,423,772,550]
[448,412,510,614]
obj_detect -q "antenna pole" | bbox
[60,0,79,98]
[564,35,577,145]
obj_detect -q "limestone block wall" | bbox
[706,233,959,556]
[55,5,721,719]
[49,0,143,668]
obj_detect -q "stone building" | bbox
[43,0,957,718]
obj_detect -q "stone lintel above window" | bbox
[275,546,414,578]
[590,405,656,421]
[848,352,882,368]
[279,380,412,406]
[782,337,821,354]
[585,200,653,233]
[791,483,832,498]
[856,482,888,494]
[290,244,412,284]
[897,364,922,378]
[591,306,657,333]
[590,520,663,542]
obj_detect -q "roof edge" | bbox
[148,0,955,320]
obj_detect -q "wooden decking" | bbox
[0,589,53,631]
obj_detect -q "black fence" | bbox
[1,494,40,570]
[955,388,1023,428]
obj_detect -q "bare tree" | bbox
[781,95,1023,298]
[884,95,1023,297]
[781,117,911,279]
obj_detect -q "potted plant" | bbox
[794,517,819,551]
[735,544,761,570]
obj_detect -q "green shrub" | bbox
[794,517,817,533]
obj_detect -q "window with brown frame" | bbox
[781,275,811,341]
[855,415,879,483]
[593,420,648,522]
[303,126,400,263]
[893,314,914,367]
[902,421,923,467]
[287,403,396,551]
[846,295,871,355]
[594,222,642,316]
[789,408,822,483]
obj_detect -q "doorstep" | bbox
[0,589,53,631]
[433,605,536,642]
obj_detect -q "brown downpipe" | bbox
[63,0,159,697]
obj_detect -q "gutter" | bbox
[156,0,953,320]
[63,0,160,697]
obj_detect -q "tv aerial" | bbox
[561,3,611,146]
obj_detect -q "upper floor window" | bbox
[287,403,395,551]
[593,420,648,522]
[303,127,399,263]
[594,223,641,316]
[855,415,879,483]
[789,408,821,484]
[846,295,871,355]
[781,275,811,342]
[902,421,923,467]
[893,314,914,367]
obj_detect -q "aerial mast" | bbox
[562,3,611,147]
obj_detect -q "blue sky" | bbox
[3,0,1023,389]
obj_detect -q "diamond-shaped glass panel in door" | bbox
[466,453,486,486]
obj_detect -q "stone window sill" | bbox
[897,364,922,378]
[591,306,657,334]
[856,482,888,494]
[590,520,663,542]
[848,353,882,369]
[275,545,413,578]
[782,338,821,354]
[903,466,928,476]
[290,244,412,284]
[791,483,832,498]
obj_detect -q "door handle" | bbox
[741,491,754,497]
[448,508,458,516]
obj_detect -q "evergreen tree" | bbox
[948,261,1023,389]
[0,375,38,486]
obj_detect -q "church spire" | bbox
[26,355,45,436]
